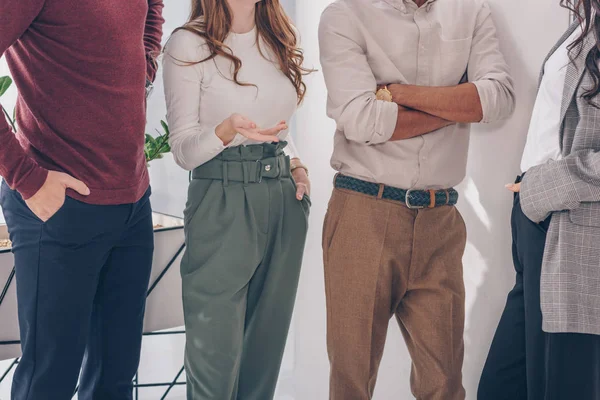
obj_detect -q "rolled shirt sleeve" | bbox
[319,3,398,145]
[468,2,516,124]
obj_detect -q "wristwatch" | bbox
[376,85,393,102]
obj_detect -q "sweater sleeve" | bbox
[0,0,49,199]
[163,30,231,171]
[144,0,165,82]
[284,27,302,161]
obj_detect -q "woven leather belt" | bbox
[335,174,459,209]
[192,155,290,184]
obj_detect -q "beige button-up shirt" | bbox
[319,0,515,189]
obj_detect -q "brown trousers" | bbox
[323,188,467,400]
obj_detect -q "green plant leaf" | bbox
[160,120,170,136]
[145,122,172,163]
[0,76,13,97]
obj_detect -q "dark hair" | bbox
[561,0,600,105]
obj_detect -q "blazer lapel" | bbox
[538,22,580,88]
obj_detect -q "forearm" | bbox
[388,83,484,123]
[389,108,453,141]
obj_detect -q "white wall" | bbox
[291,1,569,399]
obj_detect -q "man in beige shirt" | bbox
[319,0,514,399]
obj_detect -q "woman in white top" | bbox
[163,1,311,398]
[479,3,600,399]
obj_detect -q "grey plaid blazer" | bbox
[520,22,600,334]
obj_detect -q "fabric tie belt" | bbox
[335,174,459,209]
[192,155,290,184]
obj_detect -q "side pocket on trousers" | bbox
[183,179,214,228]
[0,181,68,225]
[322,190,349,256]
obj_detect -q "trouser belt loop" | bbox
[377,184,385,200]
[445,189,450,205]
[429,189,436,208]
[255,160,263,183]
[188,170,192,183]
[242,162,249,186]
[222,161,229,187]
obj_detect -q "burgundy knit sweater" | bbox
[0,0,164,204]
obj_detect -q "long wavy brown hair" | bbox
[561,0,600,105]
[175,0,311,104]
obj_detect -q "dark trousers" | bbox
[0,181,154,400]
[478,189,600,400]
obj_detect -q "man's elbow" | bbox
[478,80,516,124]
[336,99,396,145]
[341,122,390,145]
[504,86,517,119]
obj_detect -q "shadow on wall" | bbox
[459,9,545,393]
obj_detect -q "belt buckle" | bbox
[405,189,425,209]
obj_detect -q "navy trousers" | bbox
[0,181,154,400]
[478,190,600,400]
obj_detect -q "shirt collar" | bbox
[381,0,438,13]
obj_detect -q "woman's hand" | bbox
[505,182,521,192]
[292,162,310,200]
[216,114,287,145]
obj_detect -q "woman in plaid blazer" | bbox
[479,2,600,399]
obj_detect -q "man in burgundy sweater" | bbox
[0,1,164,399]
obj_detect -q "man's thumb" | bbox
[63,174,90,196]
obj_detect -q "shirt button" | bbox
[265,165,271,172]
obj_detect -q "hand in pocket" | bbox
[25,171,89,222]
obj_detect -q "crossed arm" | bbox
[318,2,514,145]
[386,83,484,141]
